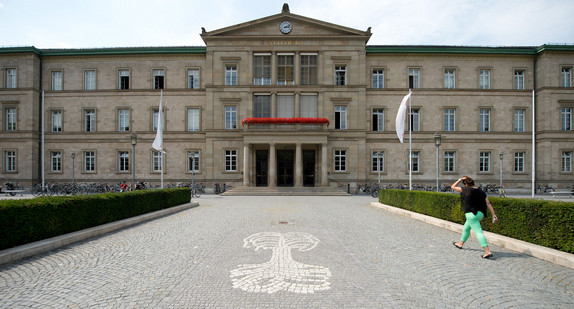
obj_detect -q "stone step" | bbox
[220,186,350,196]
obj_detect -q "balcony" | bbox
[242,117,330,132]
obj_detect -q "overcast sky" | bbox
[1,0,573,49]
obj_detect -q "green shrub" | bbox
[0,189,190,250]
[378,189,574,254]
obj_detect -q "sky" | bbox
[1,0,573,49]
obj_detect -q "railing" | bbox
[243,123,328,131]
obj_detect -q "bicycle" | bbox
[214,183,227,194]
[354,183,372,195]
[191,184,202,198]
[536,184,555,194]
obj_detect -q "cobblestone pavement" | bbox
[1,195,573,308]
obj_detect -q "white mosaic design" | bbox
[230,232,332,294]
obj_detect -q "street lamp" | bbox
[131,132,138,190]
[376,152,383,185]
[434,132,442,192]
[71,151,75,184]
[499,151,504,188]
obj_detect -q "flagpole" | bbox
[160,90,164,189]
[531,89,535,198]
[408,89,412,190]
[41,90,45,189]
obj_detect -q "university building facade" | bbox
[1,5,573,190]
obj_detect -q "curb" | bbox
[0,202,200,266]
[371,201,574,270]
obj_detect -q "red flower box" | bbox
[241,117,330,127]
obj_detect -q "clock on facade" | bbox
[279,21,292,34]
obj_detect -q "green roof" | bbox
[0,46,206,56]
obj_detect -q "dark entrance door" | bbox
[255,150,268,187]
[303,150,316,187]
[277,150,294,187]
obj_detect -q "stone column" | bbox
[269,143,277,187]
[271,92,277,118]
[243,143,250,187]
[295,143,303,187]
[295,92,300,118]
[321,143,328,187]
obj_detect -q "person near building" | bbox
[451,176,498,259]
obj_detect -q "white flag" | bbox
[395,92,411,143]
[152,91,163,151]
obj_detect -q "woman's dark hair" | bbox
[462,177,475,186]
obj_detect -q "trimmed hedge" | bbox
[0,188,190,250]
[378,189,574,254]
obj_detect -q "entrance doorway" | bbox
[256,150,268,186]
[303,150,315,187]
[277,150,294,187]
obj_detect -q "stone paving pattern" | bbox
[0,195,573,308]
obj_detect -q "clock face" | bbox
[279,21,292,34]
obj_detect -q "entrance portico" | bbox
[242,139,329,188]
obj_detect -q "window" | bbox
[372,151,384,172]
[153,69,164,89]
[253,95,271,118]
[152,151,162,172]
[562,151,573,172]
[118,151,129,172]
[411,151,420,173]
[300,94,318,117]
[335,106,347,130]
[479,151,491,172]
[277,54,294,85]
[5,68,16,88]
[562,107,572,131]
[118,109,130,132]
[514,152,525,173]
[408,68,420,88]
[153,108,164,132]
[187,108,200,131]
[225,150,237,172]
[444,69,455,89]
[253,54,271,85]
[84,70,96,90]
[277,95,295,118]
[335,66,346,86]
[51,151,62,172]
[51,110,62,132]
[372,109,384,131]
[443,108,455,132]
[334,150,346,172]
[372,69,384,89]
[225,65,237,86]
[561,67,572,87]
[52,71,63,91]
[410,108,420,131]
[225,106,237,129]
[479,108,490,132]
[300,54,318,85]
[84,109,96,132]
[119,69,130,90]
[514,109,525,132]
[479,69,491,89]
[4,150,16,172]
[187,151,200,172]
[84,151,95,172]
[187,69,199,89]
[5,107,16,131]
[444,151,455,172]
[514,70,525,90]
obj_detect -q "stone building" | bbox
[0,4,573,191]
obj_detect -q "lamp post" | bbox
[499,151,504,188]
[71,151,75,184]
[434,132,442,192]
[376,152,383,185]
[131,133,138,190]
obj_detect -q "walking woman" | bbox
[451,176,498,259]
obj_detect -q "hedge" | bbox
[0,188,190,250]
[378,189,574,254]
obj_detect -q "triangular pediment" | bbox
[201,5,371,44]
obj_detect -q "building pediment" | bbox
[200,4,371,44]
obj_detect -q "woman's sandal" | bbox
[482,253,494,259]
[452,242,463,249]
